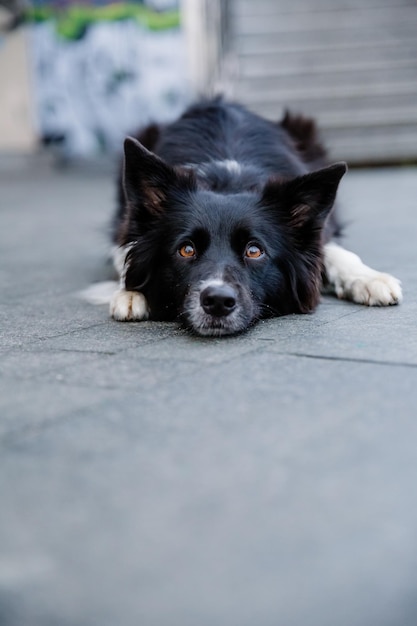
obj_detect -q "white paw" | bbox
[110,290,150,321]
[324,244,403,307]
[341,272,402,306]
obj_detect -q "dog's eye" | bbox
[245,243,264,259]
[178,243,196,258]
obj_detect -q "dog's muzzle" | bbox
[183,279,256,336]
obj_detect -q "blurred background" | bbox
[1,0,416,165]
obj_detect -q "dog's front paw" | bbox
[110,289,150,321]
[348,272,402,307]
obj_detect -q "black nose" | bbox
[200,284,237,317]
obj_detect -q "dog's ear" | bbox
[123,137,195,217]
[262,162,347,227]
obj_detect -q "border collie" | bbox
[93,98,402,336]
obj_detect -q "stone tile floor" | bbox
[1,156,416,625]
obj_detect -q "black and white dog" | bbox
[95,98,401,336]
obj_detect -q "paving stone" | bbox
[1,155,417,626]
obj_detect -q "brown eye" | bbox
[178,243,196,258]
[245,243,264,259]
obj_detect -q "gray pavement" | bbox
[1,154,417,626]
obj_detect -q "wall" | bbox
[0,0,190,157]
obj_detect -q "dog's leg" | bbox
[110,245,150,321]
[323,242,402,306]
[110,289,150,321]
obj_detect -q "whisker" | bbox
[258,302,281,317]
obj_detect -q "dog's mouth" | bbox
[187,314,246,337]
[182,279,256,337]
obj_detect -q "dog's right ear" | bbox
[123,137,195,217]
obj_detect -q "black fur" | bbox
[113,98,346,336]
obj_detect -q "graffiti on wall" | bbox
[27,0,190,156]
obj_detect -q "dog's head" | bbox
[119,138,346,336]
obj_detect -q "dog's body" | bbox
[107,98,401,336]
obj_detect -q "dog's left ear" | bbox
[263,162,347,227]
[123,137,195,217]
